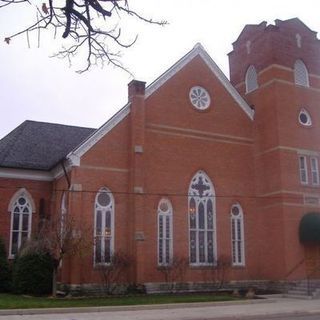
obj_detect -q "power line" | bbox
[0,184,312,201]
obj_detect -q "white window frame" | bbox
[294,59,309,87]
[60,192,67,241]
[157,198,173,266]
[59,192,67,267]
[93,187,114,266]
[298,108,312,126]
[231,204,245,266]
[299,156,308,185]
[8,188,34,259]
[310,157,319,186]
[245,65,258,93]
[188,170,216,266]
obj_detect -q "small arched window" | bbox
[231,204,245,266]
[60,192,67,240]
[94,187,114,265]
[296,33,302,48]
[245,65,258,93]
[9,188,34,257]
[158,198,173,266]
[189,171,216,265]
[294,59,309,87]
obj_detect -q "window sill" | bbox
[94,263,111,269]
[232,264,245,269]
[300,183,320,188]
[189,264,217,269]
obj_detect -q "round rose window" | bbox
[299,108,312,126]
[231,205,240,216]
[189,86,211,110]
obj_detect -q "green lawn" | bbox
[0,293,240,309]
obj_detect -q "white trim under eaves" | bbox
[145,43,254,121]
[66,103,131,166]
[0,168,53,181]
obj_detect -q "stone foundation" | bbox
[58,280,295,296]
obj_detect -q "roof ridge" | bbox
[23,119,96,130]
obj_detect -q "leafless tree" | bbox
[37,214,92,297]
[207,255,231,289]
[1,0,167,72]
[97,251,133,294]
[159,256,189,292]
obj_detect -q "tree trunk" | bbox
[52,267,57,297]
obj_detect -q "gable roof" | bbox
[67,43,254,165]
[146,43,254,119]
[0,120,95,170]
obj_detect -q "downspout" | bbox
[60,160,71,189]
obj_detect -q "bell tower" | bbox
[229,18,320,280]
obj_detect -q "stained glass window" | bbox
[94,187,114,265]
[158,199,173,266]
[9,190,33,257]
[231,204,245,266]
[189,171,216,265]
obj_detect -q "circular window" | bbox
[159,201,169,213]
[18,197,26,205]
[299,108,312,126]
[189,86,211,110]
[231,205,240,216]
[97,192,111,207]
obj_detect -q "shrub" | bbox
[13,251,53,295]
[0,237,11,292]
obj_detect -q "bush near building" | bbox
[12,251,53,295]
[0,237,11,292]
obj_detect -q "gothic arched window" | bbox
[158,198,173,266]
[294,59,309,87]
[231,204,245,266]
[245,65,258,93]
[189,171,216,265]
[9,188,34,257]
[60,192,67,241]
[94,187,114,265]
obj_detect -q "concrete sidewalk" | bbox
[1,295,320,319]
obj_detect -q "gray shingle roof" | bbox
[0,120,96,171]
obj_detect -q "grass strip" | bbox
[0,293,240,309]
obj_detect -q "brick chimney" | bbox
[128,79,147,284]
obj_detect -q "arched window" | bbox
[189,171,216,265]
[60,192,67,240]
[94,187,114,265]
[9,188,34,257]
[158,198,173,266]
[296,33,302,48]
[294,59,309,87]
[245,65,258,93]
[231,204,245,266]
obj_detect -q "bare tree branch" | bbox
[1,0,167,72]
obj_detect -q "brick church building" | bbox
[1,18,320,292]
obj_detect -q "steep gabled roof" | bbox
[145,43,254,119]
[67,43,254,165]
[0,120,95,170]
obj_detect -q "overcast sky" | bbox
[0,0,319,139]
